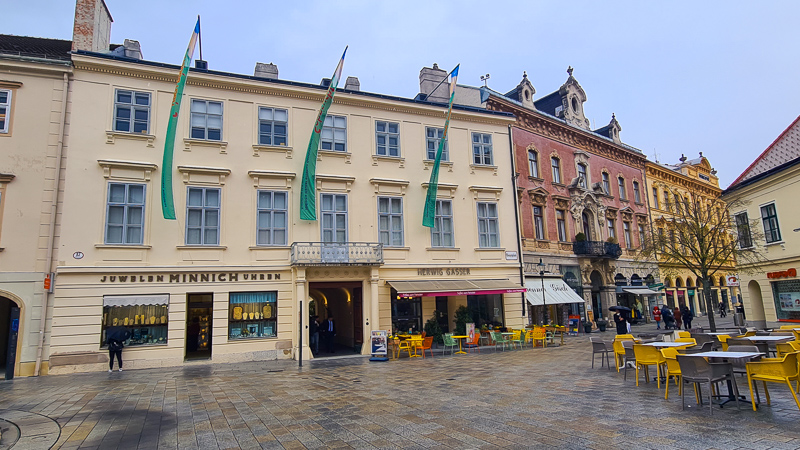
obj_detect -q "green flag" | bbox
[299,47,348,221]
[422,64,459,227]
[161,18,200,220]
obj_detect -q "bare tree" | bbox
[636,182,765,331]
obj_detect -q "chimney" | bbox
[72,0,113,52]
[344,76,360,92]
[122,39,142,59]
[419,63,448,103]
[254,62,278,80]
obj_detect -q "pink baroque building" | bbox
[480,68,658,326]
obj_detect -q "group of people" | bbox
[651,304,694,330]
[308,315,336,355]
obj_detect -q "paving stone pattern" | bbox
[1,336,799,449]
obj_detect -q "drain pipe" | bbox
[507,125,526,320]
[35,72,69,376]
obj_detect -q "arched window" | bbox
[614,273,627,286]
[528,150,539,178]
[577,163,588,188]
[676,277,684,288]
[631,274,643,286]
[551,157,561,183]
[719,276,726,287]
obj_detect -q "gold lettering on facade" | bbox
[99,272,280,283]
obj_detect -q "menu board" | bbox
[778,293,800,311]
[371,330,387,356]
[466,323,475,341]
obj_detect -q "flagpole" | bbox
[423,65,458,102]
[197,15,202,61]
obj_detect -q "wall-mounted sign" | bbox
[100,272,281,283]
[416,267,471,276]
[73,252,84,259]
[726,274,740,287]
[767,268,796,279]
[505,251,518,260]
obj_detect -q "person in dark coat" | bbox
[108,338,124,372]
[614,311,629,335]
[323,315,336,353]
[661,305,674,329]
[309,315,319,355]
[681,304,693,330]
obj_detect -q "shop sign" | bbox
[99,272,281,283]
[726,275,740,286]
[416,267,471,276]
[505,251,518,260]
[370,330,388,356]
[767,268,797,279]
[778,293,800,311]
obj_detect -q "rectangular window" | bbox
[425,127,448,161]
[533,206,545,240]
[256,191,287,246]
[258,107,288,146]
[528,151,539,178]
[761,203,781,243]
[378,196,404,247]
[190,99,223,140]
[607,218,616,239]
[638,224,645,247]
[113,89,151,134]
[623,222,632,248]
[602,173,610,195]
[0,89,10,133]
[321,193,347,243]
[551,157,561,183]
[186,187,220,245]
[472,132,493,165]
[652,187,660,209]
[321,115,347,151]
[431,199,454,247]
[664,190,671,211]
[734,212,752,248]
[476,202,499,248]
[556,209,567,242]
[618,177,626,200]
[102,295,169,347]
[633,181,641,203]
[577,164,588,188]
[105,183,145,245]
[674,194,682,214]
[375,121,400,157]
[228,292,278,339]
[658,227,665,251]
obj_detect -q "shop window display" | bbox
[772,279,800,321]
[229,292,277,339]
[101,295,169,347]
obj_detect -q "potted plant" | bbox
[595,317,608,332]
[606,236,618,244]
[575,232,586,242]
[424,313,444,345]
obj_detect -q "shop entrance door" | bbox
[309,282,363,357]
[0,298,19,379]
[186,293,213,360]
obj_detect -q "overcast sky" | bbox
[7,1,800,188]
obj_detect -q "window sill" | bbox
[228,335,279,342]
[551,182,566,187]
[423,160,453,172]
[634,201,644,206]
[426,247,459,251]
[253,144,292,158]
[527,176,545,183]
[183,138,228,153]
[470,164,498,175]
[176,245,227,250]
[319,150,351,164]
[248,246,291,250]
[764,241,785,247]
[474,247,505,251]
[95,244,152,249]
[372,154,405,168]
[106,131,156,147]
[383,246,410,251]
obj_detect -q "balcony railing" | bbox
[291,242,383,266]
[572,240,622,259]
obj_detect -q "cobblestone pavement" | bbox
[2,337,800,449]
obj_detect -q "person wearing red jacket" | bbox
[653,306,662,329]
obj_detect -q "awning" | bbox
[622,288,660,295]
[103,294,170,307]
[525,278,585,306]
[387,279,526,298]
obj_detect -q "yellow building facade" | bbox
[46,51,524,374]
[645,155,738,316]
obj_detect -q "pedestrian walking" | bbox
[105,325,130,373]
[719,301,727,318]
[309,315,319,355]
[673,306,682,329]
[681,304,693,330]
[613,311,629,335]
[653,306,662,329]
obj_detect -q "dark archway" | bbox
[590,270,604,321]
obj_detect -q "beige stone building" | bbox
[0,35,72,377]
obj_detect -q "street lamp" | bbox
[538,258,549,325]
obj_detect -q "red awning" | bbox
[387,279,525,298]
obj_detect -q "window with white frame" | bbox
[633,181,641,203]
[113,89,150,134]
[761,203,781,243]
[425,127,448,161]
[321,115,347,151]
[190,99,223,140]
[623,221,632,248]
[618,177,626,200]
[256,191,287,246]
[577,163,588,188]
[734,212,752,248]
[431,199,454,247]
[476,202,499,248]
[652,187,659,209]
[602,172,610,195]
[533,206,545,240]
[258,107,288,146]
[186,187,220,245]
[0,89,10,133]
[607,218,616,239]
[378,196,403,247]
[375,121,400,157]
[105,183,145,244]
[472,133,493,165]
[556,209,567,241]
[551,157,561,183]
[321,193,347,243]
[528,150,539,178]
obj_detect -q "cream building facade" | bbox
[645,155,738,316]
[47,46,524,373]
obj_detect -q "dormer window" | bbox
[571,97,579,113]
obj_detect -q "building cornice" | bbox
[646,162,722,197]
[0,56,72,78]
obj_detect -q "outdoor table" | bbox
[682,351,763,407]
[406,335,423,357]
[452,335,469,354]
[642,342,690,348]
[705,332,733,335]
[741,336,794,343]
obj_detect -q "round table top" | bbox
[452,335,469,339]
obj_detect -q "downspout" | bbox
[34,72,69,376]
[508,125,526,320]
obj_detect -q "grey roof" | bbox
[0,34,72,61]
